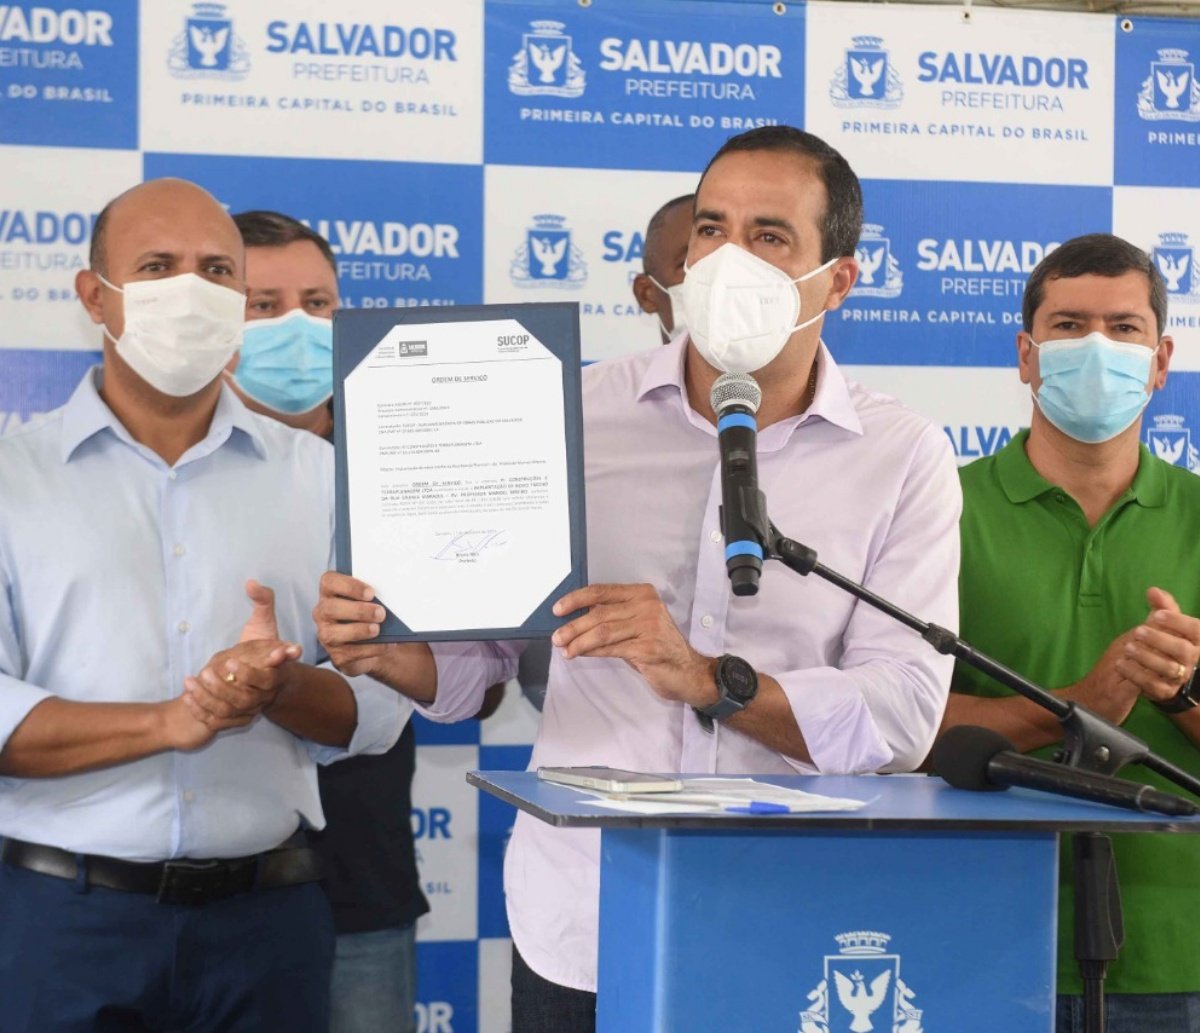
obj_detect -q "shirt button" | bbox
[173,544,186,557]
[182,790,195,803]
[1055,493,1066,503]
[168,471,178,481]
[710,530,723,544]
[177,620,190,634]
[701,615,714,629]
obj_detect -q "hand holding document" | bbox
[334,304,587,641]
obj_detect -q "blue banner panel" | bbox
[484,0,805,171]
[1115,17,1200,187]
[141,152,484,311]
[1145,370,1200,473]
[416,941,479,1033]
[477,744,532,939]
[827,179,1113,366]
[413,712,482,747]
[0,1,138,148]
[0,347,98,434]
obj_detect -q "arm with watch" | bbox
[1121,587,1200,751]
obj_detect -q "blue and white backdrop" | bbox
[2,1,1199,1028]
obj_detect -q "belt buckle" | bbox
[156,858,239,906]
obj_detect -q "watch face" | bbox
[719,655,758,702]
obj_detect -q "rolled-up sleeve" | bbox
[776,425,961,774]
[417,640,520,724]
[0,557,53,759]
[307,665,409,765]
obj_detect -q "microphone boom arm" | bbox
[765,524,1200,799]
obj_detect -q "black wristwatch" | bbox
[1155,669,1200,714]
[694,654,759,727]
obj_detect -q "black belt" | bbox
[0,833,323,906]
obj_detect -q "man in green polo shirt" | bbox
[943,233,1200,1032]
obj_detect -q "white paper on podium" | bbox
[343,318,571,633]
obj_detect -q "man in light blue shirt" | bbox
[0,177,403,1033]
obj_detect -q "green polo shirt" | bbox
[955,429,1200,995]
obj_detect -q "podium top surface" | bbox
[469,770,1200,833]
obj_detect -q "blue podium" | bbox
[470,770,1200,1033]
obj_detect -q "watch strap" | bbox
[1155,670,1199,714]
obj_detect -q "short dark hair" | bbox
[231,210,337,274]
[1022,233,1168,337]
[697,126,863,262]
[642,193,694,274]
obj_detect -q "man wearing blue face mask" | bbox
[0,179,405,1030]
[940,234,1200,1032]
[225,211,339,439]
[230,209,430,1033]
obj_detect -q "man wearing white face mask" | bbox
[940,234,1200,1032]
[312,126,960,1031]
[0,178,404,1031]
[631,193,694,346]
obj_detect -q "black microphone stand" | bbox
[743,504,1200,1033]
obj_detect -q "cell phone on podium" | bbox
[536,766,683,794]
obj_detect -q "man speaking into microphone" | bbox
[314,126,961,1030]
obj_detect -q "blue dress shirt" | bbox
[0,370,403,861]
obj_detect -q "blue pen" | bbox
[724,801,791,815]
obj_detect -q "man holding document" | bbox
[316,126,961,1030]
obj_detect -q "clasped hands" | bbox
[165,580,301,750]
[1114,587,1200,707]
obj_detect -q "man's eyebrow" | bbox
[1045,308,1147,322]
[131,250,177,264]
[751,215,799,235]
[693,207,723,223]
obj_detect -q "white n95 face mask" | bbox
[679,243,837,373]
[99,272,245,397]
[646,273,689,339]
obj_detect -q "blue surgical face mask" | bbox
[235,310,333,415]
[1032,331,1158,444]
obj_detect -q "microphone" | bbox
[711,372,767,597]
[933,725,1199,817]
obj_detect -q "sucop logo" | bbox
[511,214,587,289]
[831,36,903,109]
[799,931,924,1033]
[1138,48,1200,123]
[1147,414,1199,472]
[508,20,585,98]
[1153,232,1199,300]
[167,2,249,81]
[852,224,903,299]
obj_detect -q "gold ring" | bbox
[1178,663,1190,682]
[224,671,236,684]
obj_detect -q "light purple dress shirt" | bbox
[420,337,961,992]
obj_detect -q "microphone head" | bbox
[932,725,1014,791]
[711,372,761,415]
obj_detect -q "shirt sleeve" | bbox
[416,640,521,723]
[0,550,54,758]
[306,664,409,766]
[775,424,961,774]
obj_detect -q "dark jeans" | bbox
[330,923,417,1033]
[1057,992,1200,1032]
[511,945,596,1033]
[0,860,334,1033]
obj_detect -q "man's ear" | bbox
[631,272,661,315]
[76,269,105,325]
[1154,335,1174,390]
[820,256,859,312]
[1016,332,1036,386]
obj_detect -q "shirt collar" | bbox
[636,336,863,440]
[60,367,268,464]
[996,428,1164,509]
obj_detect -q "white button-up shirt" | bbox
[0,371,405,862]
[423,338,961,991]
